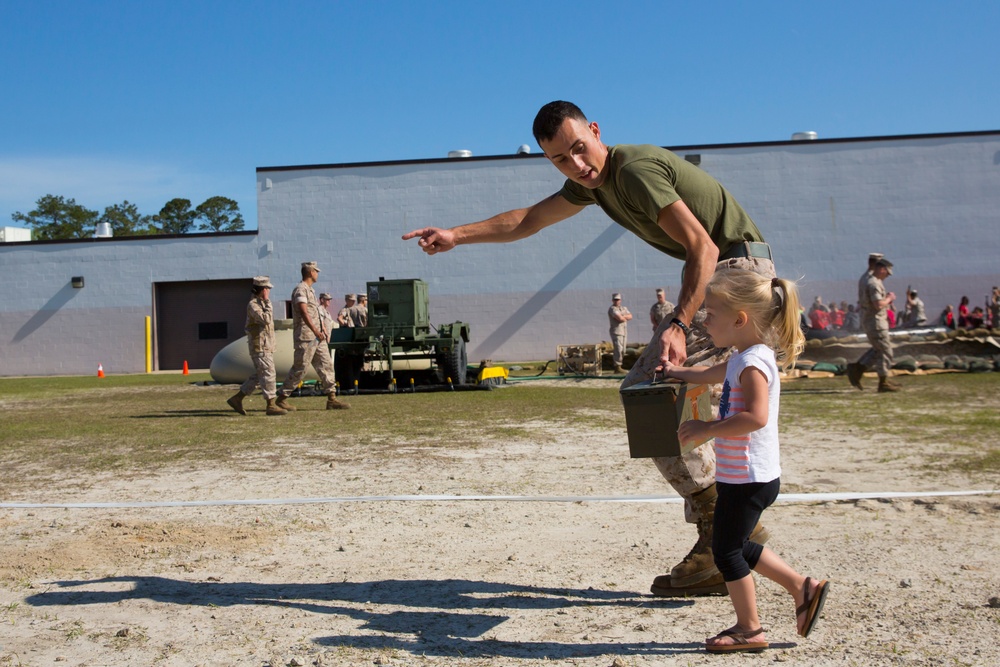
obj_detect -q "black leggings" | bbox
[713,479,780,582]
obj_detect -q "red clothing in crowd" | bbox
[830,307,845,328]
[809,309,830,330]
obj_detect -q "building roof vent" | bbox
[447,149,473,158]
[516,144,531,154]
[791,131,818,141]
[95,222,113,238]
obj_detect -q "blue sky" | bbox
[2,1,997,231]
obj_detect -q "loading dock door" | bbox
[155,279,249,370]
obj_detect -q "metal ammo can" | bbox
[619,379,711,458]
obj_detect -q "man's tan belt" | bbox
[719,241,772,262]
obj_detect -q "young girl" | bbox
[661,268,829,653]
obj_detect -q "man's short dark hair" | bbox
[532,101,588,144]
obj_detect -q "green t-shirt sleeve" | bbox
[559,179,595,206]
[617,159,682,223]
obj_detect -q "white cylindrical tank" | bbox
[791,131,819,141]
[210,319,323,384]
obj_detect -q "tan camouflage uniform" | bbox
[240,294,278,400]
[279,280,337,396]
[858,272,893,376]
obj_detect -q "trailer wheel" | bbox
[438,338,467,385]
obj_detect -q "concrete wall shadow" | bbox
[12,282,80,343]
[474,223,627,359]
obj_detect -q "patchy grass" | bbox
[1,371,998,489]
[0,373,622,489]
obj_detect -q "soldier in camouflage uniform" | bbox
[351,293,369,328]
[649,288,675,331]
[338,294,357,328]
[276,262,350,411]
[227,276,287,416]
[608,293,632,373]
[848,257,900,392]
[318,292,337,333]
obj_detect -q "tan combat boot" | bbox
[265,398,287,416]
[878,376,901,393]
[326,394,350,410]
[226,390,247,416]
[846,363,865,391]
[613,364,625,374]
[650,483,772,596]
[275,394,297,411]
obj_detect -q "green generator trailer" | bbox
[328,278,471,390]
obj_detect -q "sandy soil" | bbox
[1,380,998,667]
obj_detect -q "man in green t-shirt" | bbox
[403,101,775,596]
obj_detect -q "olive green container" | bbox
[619,380,711,458]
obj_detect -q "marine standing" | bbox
[275,262,350,411]
[848,257,900,392]
[318,292,338,332]
[351,293,369,327]
[649,288,675,332]
[903,289,927,328]
[226,276,287,416]
[608,293,632,374]
[338,294,357,328]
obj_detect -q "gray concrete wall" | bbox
[0,234,262,376]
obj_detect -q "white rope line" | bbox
[0,489,994,510]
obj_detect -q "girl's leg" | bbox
[753,546,825,635]
[707,482,774,647]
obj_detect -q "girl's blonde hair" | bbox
[704,268,805,370]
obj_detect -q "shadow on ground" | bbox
[23,576,763,659]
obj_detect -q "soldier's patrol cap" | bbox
[655,288,665,295]
[345,293,357,300]
[319,292,332,300]
[252,276,273,289]
[302,261,321,272]
[612,293,622,300]
[868,252,884,262]
[875,258,894,274]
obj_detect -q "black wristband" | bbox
[670,317,691,335]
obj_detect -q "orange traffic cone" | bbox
[97,363,105,378]
[182,360,189,375]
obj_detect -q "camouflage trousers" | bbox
[621,255,776,523]
[858,322,893,376]
[279,339,337,396]
[611,332,627,366]
[241,350,278,400]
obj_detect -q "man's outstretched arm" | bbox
[402,193,584,255]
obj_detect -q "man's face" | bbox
[656,293,665,304]
[320,297,331,308]
[539,117,609,189]
[874,266,890,280]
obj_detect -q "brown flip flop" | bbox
[705,626,769,653]
[797,577,830,637]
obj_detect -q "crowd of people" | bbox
[804,285,1000,333]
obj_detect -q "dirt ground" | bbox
[1,379,998,667]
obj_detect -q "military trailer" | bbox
[329,278,471,390]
